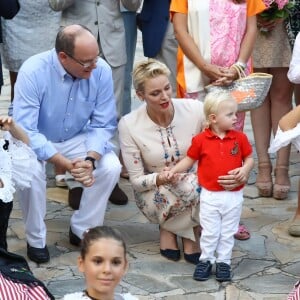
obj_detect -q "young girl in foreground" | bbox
[166,92,254,281]
[64,226,138,300]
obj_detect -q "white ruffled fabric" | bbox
[0,134,37,203]
[268,124,300,153]
[0,144,15,203]
[63,292,138,300]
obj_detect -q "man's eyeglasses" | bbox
[65,52,99,68]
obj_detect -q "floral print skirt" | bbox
[134,173,200,241]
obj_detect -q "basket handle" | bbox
[248,72,273,78]
[231,64,246,79]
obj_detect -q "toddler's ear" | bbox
[208,113,217,124]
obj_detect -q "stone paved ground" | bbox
[1,34,300,299]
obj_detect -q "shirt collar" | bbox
[51,48,71,81]
[204,128,236,139]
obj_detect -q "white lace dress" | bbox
[0,135,36,203]
[268,124,300,153]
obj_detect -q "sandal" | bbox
[55,174,67,187]
[273,166,290,200]
[256,162,273,197]
[234,224,250,240]
[288,218,300,237]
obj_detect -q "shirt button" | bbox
[65,129,68,132]
[96,1,99,5]
[94,21,98,25]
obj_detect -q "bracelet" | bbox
[85,156,96,170]
[234,61,247,70]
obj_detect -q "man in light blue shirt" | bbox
[13,24,122,263]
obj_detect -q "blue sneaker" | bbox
[193,260,212,281]
[215,262,232,282]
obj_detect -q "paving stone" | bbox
[238,273,296,294]
[233,258,276,280]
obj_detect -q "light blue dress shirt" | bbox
[13,49,118,161]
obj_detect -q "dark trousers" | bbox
[0,200,13,250]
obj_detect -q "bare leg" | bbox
[182,225,201,254]
[159,226,181,261]
[288,180,300,236]
[250,67,273,196]
[270,68,293,199]
[294,180,300,218]
[159,227,179,250]
[9,71,18,102]
[251,67,293,199]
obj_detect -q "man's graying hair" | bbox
[55,24,92,55]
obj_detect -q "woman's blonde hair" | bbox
[203,91,236,121]
[132,59,170,92]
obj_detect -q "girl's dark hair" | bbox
[80,226,126,259]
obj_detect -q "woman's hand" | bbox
[156,169,177,186]
[202,63,228,82]
[212,66,239,86]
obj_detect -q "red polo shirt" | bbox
[187,128,252,191]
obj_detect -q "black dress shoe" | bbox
[184,252,201,265]
[160,249,181,261]
[69,227,81,246]
[68,187,83,210]
[109,184,128,205]
[27,243,50,264]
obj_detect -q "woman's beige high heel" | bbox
[273,166,290,200]
[256,162,273,197]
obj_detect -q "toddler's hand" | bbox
[0,116,14,131]
[228,167,248,184]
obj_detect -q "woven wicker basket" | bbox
[205,67,273,112]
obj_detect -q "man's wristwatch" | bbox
[85,156,96,170]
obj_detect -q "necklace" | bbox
[146,102,174,127]
[84,290,100,300]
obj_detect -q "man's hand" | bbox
[71,158,95,187]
